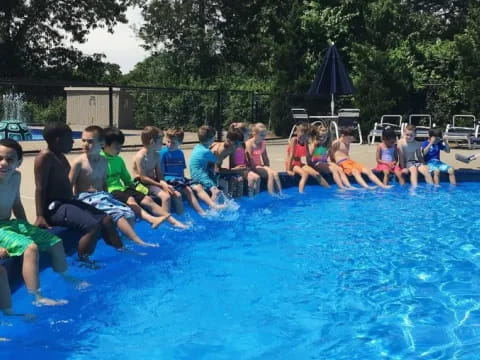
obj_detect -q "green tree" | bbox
[0,0,133,79]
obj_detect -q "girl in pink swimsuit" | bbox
[229,123,261,196]
[245,123,282,195]
[286,123,329,193]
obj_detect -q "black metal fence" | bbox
[0,79,273,140]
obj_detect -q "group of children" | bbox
[0,119,456,320]
[0,120,287,319]
[286,122,456,192]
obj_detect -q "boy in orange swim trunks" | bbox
[330,127,391,189]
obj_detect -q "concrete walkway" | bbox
[17,136,480,222]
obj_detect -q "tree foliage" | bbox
[132,0,480,135]
[0,0,132,81]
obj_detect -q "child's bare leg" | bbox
[48,242,67,273]
[77,224,100,260]
[394,169,405,185]
[22,243,40,293]
[143,197,187,228]
[322,164,344,189]
[172,190,184,215]
[100,215,124,250]
[127,197,167,229]
[181,187,206,215]
[0,266,12,313]
[418,165,433,185]
[382,170,390,186]
[293,166,309,193]
[363,168,391,188]
[192,184,217,208]
[254,167,274,194]
[304,165,329,188]
[409,167,418,187]
[448,167,456,185]
[127,196,166,229]
[247,171,261,195]
[351,169,371,188]
[211,186,221,202]
[23,243,66,306]
[270,168,283,194]
[116,216,154,245]
[154,191,171,212]
[336,167,354,188]
[433,170,440,185]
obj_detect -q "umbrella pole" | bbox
[330,94,335,116]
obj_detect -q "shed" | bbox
[64,87,134,128]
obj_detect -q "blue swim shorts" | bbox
[427,159,452,172]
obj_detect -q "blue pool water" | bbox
[2,184,480,359]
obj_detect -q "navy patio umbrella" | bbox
[307,43,355,115]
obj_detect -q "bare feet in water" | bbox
[33,295,68,307]
[151,215,170,229]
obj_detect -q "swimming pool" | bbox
[29,129,82,141]
[2,184,480,359]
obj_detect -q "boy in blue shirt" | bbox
[188,126,225,208]
[421,128,456,185]
[160,128,216,213]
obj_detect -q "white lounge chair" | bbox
[402,114,434,140]
[445,115,478,149]
[367,115,403,144]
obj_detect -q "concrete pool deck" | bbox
[16,131,480,222]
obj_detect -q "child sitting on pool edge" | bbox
[132,127,187,228]
[0,138,69,306]
[286,122,329,193]
[374,127,404,186]
[229,122,261,196]
[188,125,224,204]
[35,122,123,263]
[210,127,245,198]
[307,123,354,190]
[245,123,282,196]
[101,127,171,234]
[330,127,391,189]
[397,125,434,187]
[159,128,212,215]
[421,128,456,185]
[70,125,159,246]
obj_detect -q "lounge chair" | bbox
[367,115,402,144]
[445,115,478,149]
[331,108,363,144]
[403,114,434,140]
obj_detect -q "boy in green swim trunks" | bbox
[0,139,68,307]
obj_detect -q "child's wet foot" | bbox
[78,257,101,270]
[34,296,68,307]
[213,203,227,210]
[173,221,189,229]
[143,242,160,248]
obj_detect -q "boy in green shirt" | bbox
[100,127,184,230]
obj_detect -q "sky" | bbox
[75,6,148,74]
